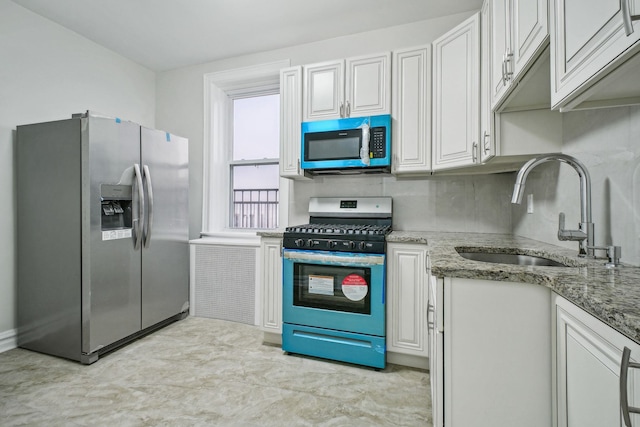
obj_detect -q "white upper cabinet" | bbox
[481,0,496,164]
[303,60,344,121]
[551,0,640,111]
[346,54,391,117]
[391,45,432,175]
[490,0,549,110]
[511,0,549,77]
[490,0,511,107]
[279,66,308,180]
[303,52,391,121]
[432,13,481,171]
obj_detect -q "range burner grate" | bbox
[285,223,392,236]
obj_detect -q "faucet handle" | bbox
[607,246,622,267]
[558,212,588,241]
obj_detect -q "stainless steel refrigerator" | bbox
[17,111,189,364]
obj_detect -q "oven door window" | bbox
[293,262,371,314]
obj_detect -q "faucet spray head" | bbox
[511,183,525,204]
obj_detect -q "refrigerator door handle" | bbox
[143,164,154,248]
[133,163,145,250]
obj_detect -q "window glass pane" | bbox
[231,164,279,229]
[233,94,280,161]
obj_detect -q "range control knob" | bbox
[348,241,356,250]
[359,241,367,251]
[307,239,315,248]
[328,240,337,249]
[294,239,305,248]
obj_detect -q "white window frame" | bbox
[202,60,291,239]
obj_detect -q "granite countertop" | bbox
[398,231,640,346]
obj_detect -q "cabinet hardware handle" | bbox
[472,142,478,163]
[620,346,640,426]
[505,50,514,82]
[622,0,640,36]
[345,100,351,117]
[339,102,344,118]
[501,54,507,86]
[483,131,491,154]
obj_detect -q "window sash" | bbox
[202,60,290,235]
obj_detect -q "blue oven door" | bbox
[282,249,385,336]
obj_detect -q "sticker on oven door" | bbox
[341,274,368,301]
[308,275,334,296]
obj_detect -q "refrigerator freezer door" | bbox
[140,127,189,329]
[83,114,142,354]
[17,118,83,361]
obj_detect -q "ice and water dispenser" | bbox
[100,184,133,240]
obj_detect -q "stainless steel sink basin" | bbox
[455,250,569,267]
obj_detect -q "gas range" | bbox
[283,197,392,254]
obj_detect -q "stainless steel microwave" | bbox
[300,114,391,174]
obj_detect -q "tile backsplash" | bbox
[290,172,514,234]
[512,106,640,266]
[291,106,640,267]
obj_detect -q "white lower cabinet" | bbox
[428,275,444,427]
[259,237,282,342]
[554,295,640,427]
[443,277,552,427]
[386,243,428,367]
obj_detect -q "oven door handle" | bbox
[283,249,385,266]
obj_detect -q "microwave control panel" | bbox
[370,127,386,158]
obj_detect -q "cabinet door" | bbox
[345,52,391,117]
[551,0,640,109]
[260,238,282,334]
[428,275,444,427]
[445,277,551,427]
[279,66,307,179]
[510,0,548,78]
[391,46,431,174]
[303,60,344,121]
[490,0,511,108]
[386,243,428,357]
[432,13,480,171]
[481,0,496,163]
[555,295,640,427]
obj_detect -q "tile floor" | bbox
[0,316,431,426]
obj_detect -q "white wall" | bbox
[512,106,640,266]
[155,11,488,239]
[0,0,155,345]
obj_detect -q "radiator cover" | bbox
[192,244,256,325]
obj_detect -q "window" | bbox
[231,95,280,229]
[203,60,290,236]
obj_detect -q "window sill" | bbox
[191,231,261,247]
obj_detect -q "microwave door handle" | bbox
[360,124,370,165]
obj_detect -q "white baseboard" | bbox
[0,328,17,354]
[386,352,428,370]
[262,331,282,345]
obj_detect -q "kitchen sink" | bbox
[455,249,570,267]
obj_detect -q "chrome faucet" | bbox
[511,154,595,257]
